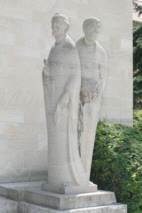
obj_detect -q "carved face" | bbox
[51,18,68,40]
[84,22,100,43]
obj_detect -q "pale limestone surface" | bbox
[0,197,18,213]
[77,18,107,180]
[0,181,127,213]
[0,0,133,183]
[24,190,116,209]
[42,14,96,194]
[42,15,107,193]
[19,203,127,213]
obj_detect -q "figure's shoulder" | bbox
[96,41,106,55]
[76,37,84,47]
[63,35,76,49]
[48,44,55,57]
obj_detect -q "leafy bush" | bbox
[133,1,142,109]
[91,121,142,213]
[133,110,142,131]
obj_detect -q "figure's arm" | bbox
[97,50,107,95]
[54,47,81,124]
[54,74,80,124]
[65,74,80,97]
[42,58,49,84]
[54,90,70,124]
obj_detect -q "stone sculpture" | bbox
[76,17,107,181]
[42,13,97,194]
[42,14,107,194]
[0,12,127,213]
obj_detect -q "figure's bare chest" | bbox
[78,46,101,79]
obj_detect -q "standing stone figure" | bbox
[42,14,96,194]
[77,17,107,181]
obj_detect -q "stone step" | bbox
[24,190,116,210]
[19,201,127,213]
[0,181,44,201]
[0,196,18,213]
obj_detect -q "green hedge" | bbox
[133,110,142,131]
[91,121,142,213]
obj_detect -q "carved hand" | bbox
[54,91,70,124]
[91,87,98,101]
[81,87,98,104]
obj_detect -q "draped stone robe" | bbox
[76,38,107,181]
[42,35,89,193]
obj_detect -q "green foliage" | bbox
[91,121,142,213]
[133,0,142,109]
[133,110,142,131]
[133,0,142,17]
[133,26,142,109]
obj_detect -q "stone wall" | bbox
[0,0,133,182]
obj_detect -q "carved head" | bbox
[51,13,70,41]
[83,17,101,44]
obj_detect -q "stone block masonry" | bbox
[0,0,132,182]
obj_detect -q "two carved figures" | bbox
[42,13,107,194]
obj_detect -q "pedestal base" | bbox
[0,181,127,213]
[19,202,127,213]
[24,189,116,210]
[41,181,97,194]
[0,197,18,213]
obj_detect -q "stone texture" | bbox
[42,14,98,194]
[76,18,107,182]
[0,181,127,213]
[19,202,127,213]
[41,182,97,194]
[0,181,43,201]
[0,197,18,213]
[0,0,132,183]
[24,190,116,210]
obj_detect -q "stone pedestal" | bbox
[19,202,127,213]
[0,181,127,213]
[0,197,18,213]
[41,182,97,194]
